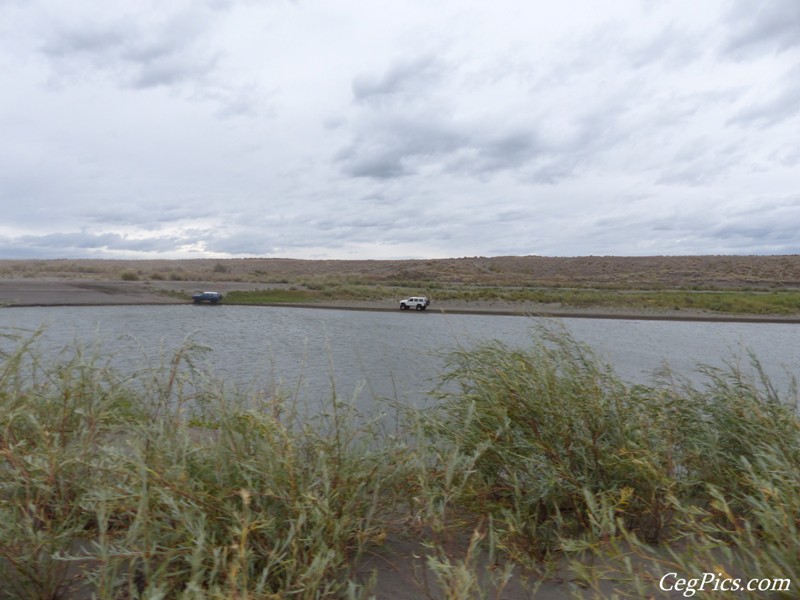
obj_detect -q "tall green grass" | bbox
[1,324,798,598]
[0,332,408,598]
[424,323,800,596]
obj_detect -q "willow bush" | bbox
[0,332,408,599]
[425,323,800,548]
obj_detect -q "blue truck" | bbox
[192,291,223,304]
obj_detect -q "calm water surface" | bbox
[2,305,799,410]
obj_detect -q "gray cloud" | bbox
[41,9,219,89]
[1,231,188,258]
[203,233,279,256]
[655,139,743,186]
[448,130,543,176]
[31,1,272,118]
[589,196,800,255]
[337,114,467,179]
[79,204,220,229]
[722,0,800,58]
[341,57,549,181]
[352,56,444,105]
[770,143,800,167]
[627,24,703,70]
[338,119,545,181]
[1,0,799,259]
[708,207,800,251]
[729,63,800,128]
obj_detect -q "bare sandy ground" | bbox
[3,277,800,323]
[0,278,181,306]
[0,278,268,306]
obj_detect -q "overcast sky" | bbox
[1,0,799,259]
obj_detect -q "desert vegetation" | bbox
[1,325,798,598]
[4,255,800,289]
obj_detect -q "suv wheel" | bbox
[400,304,407,310]
[416,304,423,310]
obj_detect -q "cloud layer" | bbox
[2,0,799,259]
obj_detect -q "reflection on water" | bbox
[2,305,799,410]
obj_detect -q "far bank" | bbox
[4,277,800,323]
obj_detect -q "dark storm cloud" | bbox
[722,0,800,58]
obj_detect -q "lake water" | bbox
[2,305,799,411]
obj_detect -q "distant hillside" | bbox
[3,255,800,289]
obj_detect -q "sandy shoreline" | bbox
[3,277,800,323]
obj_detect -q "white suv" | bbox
[399,296,430,311]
